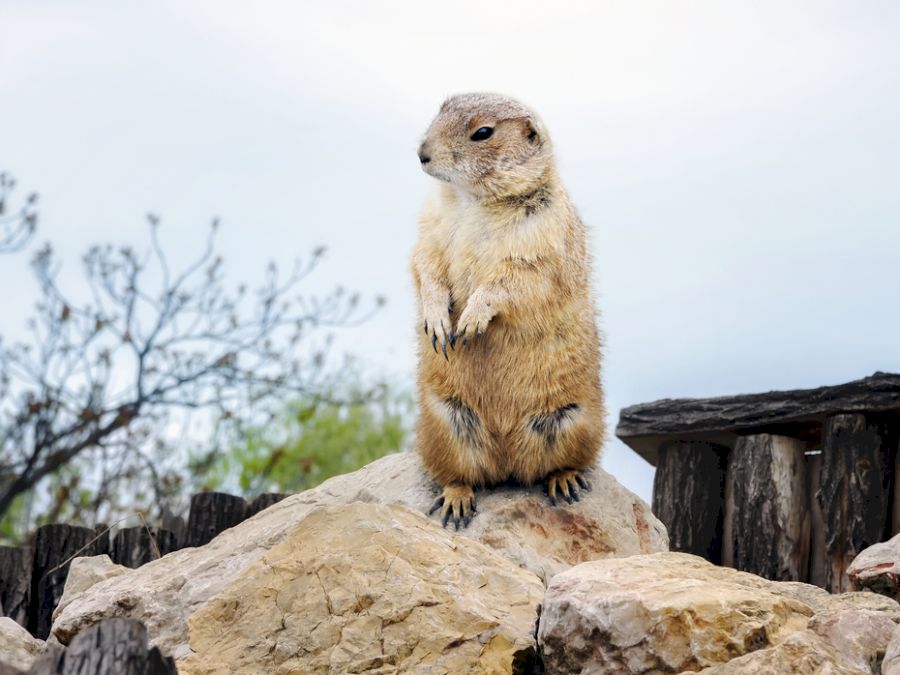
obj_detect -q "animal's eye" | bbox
[470,126,494,141]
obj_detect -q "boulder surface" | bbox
[0,617,46,672]
[180,503,544,674]
[52,451,665,661]
[538,552,900,674]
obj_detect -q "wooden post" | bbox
[722,461,734,569]
[31,618,177,674]
[892,427,900,536]
[110,527,178,569]
[652,441,726,564]
[818,413,891,593]
[160,507,186,549]
[0,545,32,627]
[247,493,289,518]
[185,492,248,548]
[725,434,808,581]
[807,452,827,588]
[28,524,109,639]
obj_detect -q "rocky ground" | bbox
[4,451,900,673]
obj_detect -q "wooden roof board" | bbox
[615,371,900,466]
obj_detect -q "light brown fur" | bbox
[412,93,605,527]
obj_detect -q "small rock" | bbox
[884,623,900,675]
[539,552,819,673]
[0,617,46,672]
[806,608,896,671]
[52,554,128,621]
[848,533,900,600]
[179,503,544,674]
[692,630,868,675]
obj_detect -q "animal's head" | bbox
[417,93,553,198]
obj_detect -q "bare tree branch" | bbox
[0,173,37,254]
[0,216,384,527]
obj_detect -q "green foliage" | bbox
[197,383,412,496]
[0,493,27,544]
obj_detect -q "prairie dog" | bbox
[412,93,605,528]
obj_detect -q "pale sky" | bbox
[2,1,899,502]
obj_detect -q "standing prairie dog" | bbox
[412,93,605,528]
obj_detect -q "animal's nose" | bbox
[418,143,431,164]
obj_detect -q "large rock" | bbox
[0,617,46,672]
[283,451,666,582]
[53,451,664,659]
[180,503,544,674]
[848,532,900,599]
[538,552,900,674]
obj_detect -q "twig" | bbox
[137,510,161,561]
[43,516,130,577]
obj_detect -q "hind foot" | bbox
[428,483,477,530]
[545,469,591,506]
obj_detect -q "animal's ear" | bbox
[521,119,540,145]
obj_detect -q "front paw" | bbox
[422,302,452,360]
[545,469,591,506]
[454,292,495,347]
[428,483,477,529]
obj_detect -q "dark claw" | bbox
[448,333,457,350]
[442,509,451,528]
[454,517,461,530]
[428,496,444,515]
[548,494,557,507]
[470,501,477,513]
[424,321,428,334]
[576,474,591,491]
[563,493,574,504]
[462,337,469,347]
[476,328,484,338]
[463,515,472,528]
[442,341,448,360]
[431,332,438,353]
[571,487,581,502]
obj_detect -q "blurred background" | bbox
[1,0,899,541]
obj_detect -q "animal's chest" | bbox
[444,210,545,296]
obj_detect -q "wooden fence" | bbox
[616,371,900,592]
[0,491,286,640]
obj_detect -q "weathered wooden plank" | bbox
[28,524,109,639]
[652,441,726,564]
[185,492,248,548]
[616,371,900,465]
[818,413,892,593]
[30,618,176,674]
[0,545,32,627]
[110,527,178,569]
[725,434,809,581]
